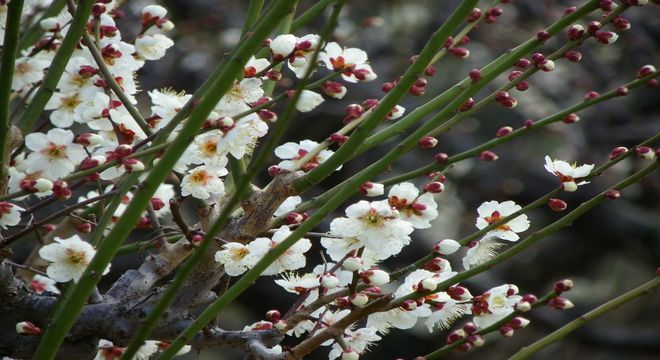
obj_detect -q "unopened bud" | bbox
[322,81,347,99]
[562,181,578,192]
[499,326,515,337]
[564,50,582,62]
[381,82,395,93]
[458,343,473,352]
[76,222,92,233]
[463,322,478,334]
[320,274,340,289]
[584,91,600,101]
[516,301,532,312]
[350,292,369,306]
[449,47,470,59]
[467,8,482,22]
[16,321,41,335]
[417,278,437,292]
[605,189,621,200]
[616,86,629,96]
[595,31,619,45]
[423,181,445,193]
[401,299,418,311]
[516,81,530,91]
[342,256,363,271]
[548,198,568,212]
[480,150,498,161]
[509,317,530,329]
[554,279,574,293]
[635,146,656,160]
[613,16,631,30]
[562,113,580,124]
[360,182,384,197]
[537,59,555,72]
[524,119,535,128]
[285,212,304,225]
[636,65,656,78]
[190,234,203,246]
[34,178,54,193]
[587,21,602,35]
[598,0,617,11]
[522,294,538,304]
[515,58,531,69]
[468,334,485,347]
[609,146,628,159]
[468,68,482,83]
[418,136,438,149]
[433,239,461,255]
[567,24,585,40]
[446,329,467,344]
[268,165,282,177]
[360,269,390,286]
[496,126,513,137]
[536,30,550,42]
[447,286,472,300]
[424,257,450,272]
[549,297,574,310]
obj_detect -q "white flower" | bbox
[30,274,60,295]
[180,165,226,201]
[0,202,24,229]
[148,88,192,130]
[472,284,522,328]
[274,140,336,172]
[182,130,229,170]
[274,272,320,294]
[216,78,264,112]
[135,33,174,60]
[214,242,261,276]
[320,42,377,82]
[269,34,297,59]
[388,182,438,229]
[12,56,50,91]
[249,226,312,275]
[244,56,270,77]
[295,90,324,113]
[544,156,594,192]
[475,200,530,241]
[38,235,109,283]
[45,92,84,128]
[24,128,87,179]
[329,200,414,260]
[424,292,471,332]
[462,236,507,270]
[216,115,268,159]
[328,327,381,360]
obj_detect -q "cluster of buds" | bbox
[635,146,656,160]
[495,91,518,108]
[250,97,277,123]
[531,53,555,72]
[508,70,530,91]
[140,5,174,31]
[19,177,53,193]
[484,6,504,24]
[636,65,657,87]
[500,316,530,338]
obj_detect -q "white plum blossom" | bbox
[320,42,377,82]
[38,235,110,283]
[424,292,471,332]
[216,78,264,113]
[214,242,261,276]
[544,155,594,192]
[329,200,414,260]
[134,33,174,61]
[216,115,268,159]
[462,236,507,270]
[182,130,230,169]
[30,274,60,295]
[24,128,87,179]
[269,34,297,59]
[148,88,193,130]
[274,140,337,172]
[274,272,320,294]
[328,327,381,360]
[295,90,324,113]
[475,200,530,241]
[388,182,438,229]
[93,338,190,360]
[273,195,302,217]
[180,165,227,201]
[472,284,522,328]
[12,56,50,91]
[249,226,312,275]
[0,202,24,229]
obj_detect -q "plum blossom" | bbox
[148,88,193,130]
[248,226,312,276]
[216,78,264,113]
[475,200,530,241]
[12,55,50,91]
[320,42,377,82]
[274,140,337,172]
[0,202,24,229]
[388,182,438,229]
[38,235,110,283]
[216,115,268,159]
[274,272,320,294]
[471,284,522,328]
[544,156,594,192]
[182,130,230,170]
[269,34,322,78]
[134,33,174,61]
[329,200,414,260]
[180,165,227,201]
[295,90,324,113]
[93,339,190,360]
[328,327,381,360]
[214,242,263,276]
[462,236,507,270]
[30,274,61,295]
[24,128,87,179]
[424,292,471,332]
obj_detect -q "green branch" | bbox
[509,276,660,360]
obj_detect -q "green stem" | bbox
[295,0,481,192]
[290,0,334,32]
[17,0,66,51]
[156,2,346,358]
[31,2,296,358]
[241,0,265,35]
[509,276,660,360]
[17,0,95,134]
[0,0,25,185]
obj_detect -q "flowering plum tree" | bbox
[0,0,658,359]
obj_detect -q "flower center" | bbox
[484,211,512,231]
[230,247,249,261]
[16,62,31,74]
[66,248,87,264]
[189,170,211,185]
[363,208,382,226]
[43,142,67,159]
[202,140,218,155]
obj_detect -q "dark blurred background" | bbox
[113,0,660,359]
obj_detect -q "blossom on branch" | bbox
[38,235,109,283]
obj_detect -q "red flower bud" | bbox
[605,189,621,200]
[548,198,568,212]
[479,150,498,161]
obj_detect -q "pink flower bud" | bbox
[530,52,545,65]
[425,66,437,76]
[605,189,621,200]
[418,136,438,149]
[381,82,395,93]
[257,109,277,122]
[446,329,467,344]
[522,294,538,304]
[468,68,482,83]
[16,321,41,335]
[458,343,473,352]
[487,7,503,17]
[459,97,475,112]
[433,239,461,255]
[150,197,166,211]
[508,70,523,80]
[42,224,56,232]
[637,65,656,78]
[515,81,530,91]
[499,96,518,108]
[190,234,203,246]
[285,212,304,225]
[598,0,617,11]
[76,133,104,146]
[360,269,390,286]
[450,47,470,59]
[335,297,351,308]
[416,278,438,292]
[537,59,556,72]
[635,146,656,160]
[401,299,418,311]
[587,21,602,35]
[554,279,574,293]
[584,91,600,100]
[613,16,631,30]
[424,257,450,272]
[480,150,498,161]
[447,286,472,301]
[500,326,515,337]
[562,113,580,124]
[536,30,550,42]
[53,180,71,200]
[322,81,347,99]
[360,182,384,197]
[509,317,530,329]
[468,334,485,347]
[268,165,282,177]
[564,6,577,15]
[467,8,482,22]
[615,86,629,96]
[463,322,478,334]
[549,297,574,310]
[409,85,426,96]
[265,310,281,322]
[524,119,535,128]
[76,222,92,234]
[265,70,281,81]
[564,50,582,62]
[434,152,449,163]
[647,79,658,87]
[567,24,585,40]
[548,198,568,212]
[423,181,445,193]
[595,31,619,44]
[328,133,349,144]
[609,146,628,159]
[350,292,369,306]
[496,126,513,137]
[515,58,531,69]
